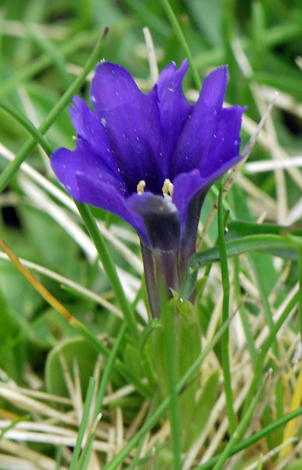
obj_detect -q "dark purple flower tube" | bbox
[51,59,246,318]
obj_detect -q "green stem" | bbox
[76,203,140,343]
[76,413,102,470]
[0,101,53,156]
[218,185,236,434]
[256,455,263,470]
[94,323,127,417]
[0,27,109,194]
[69,377,96,470]
[233,257,258,368]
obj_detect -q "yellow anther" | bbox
[137,180,146,194]
[162,179,174,198]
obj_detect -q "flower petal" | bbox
[70,97,122,176]
[51,148,81,200]
[51,137,127,199]
[172,169,212,271]
[75,172,148,241]
[199,105,246,178]
[51,144,146,238]
[171,66,228,176]
[90,61,165,194]
[153,59,192,173]
[172,169,205,225]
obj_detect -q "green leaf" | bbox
[151,296,202,452]
[190,234,296,267]
[45,336,99,397]
[123,342,144,380]
[181,233,297,300]
[227,220,302,237]
[256,454,263,470]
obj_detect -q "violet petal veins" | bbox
[51,60,246,318]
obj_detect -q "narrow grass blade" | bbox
[218,183,236,435]
[160,0,201,90]
[211,371,271,470]
[69,377,96,470]
[76,203,140,342]
[243,288,302,415]
[0,101,52,155]
[94,323,128,417]
[193,405,302,470]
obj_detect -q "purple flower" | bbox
[51,59,245,317]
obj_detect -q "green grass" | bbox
[1,0,302,469]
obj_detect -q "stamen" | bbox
[137,180,146,194]
[162,179,174,198]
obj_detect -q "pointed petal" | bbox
[51,148,81,200]
[90,61,165,194]
[199,105,246,178]
[172,169,210,270]
[75,172,148,241]
[70,97,121,176]
[153,59,192,172]
[51,138,127,199]
[52,146,148,239]
[198,65,228,109]
[172,169,205,225]
[172,66,228,176]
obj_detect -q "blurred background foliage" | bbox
[1,0,302,468]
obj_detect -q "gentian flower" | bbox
[51,59,245,318]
